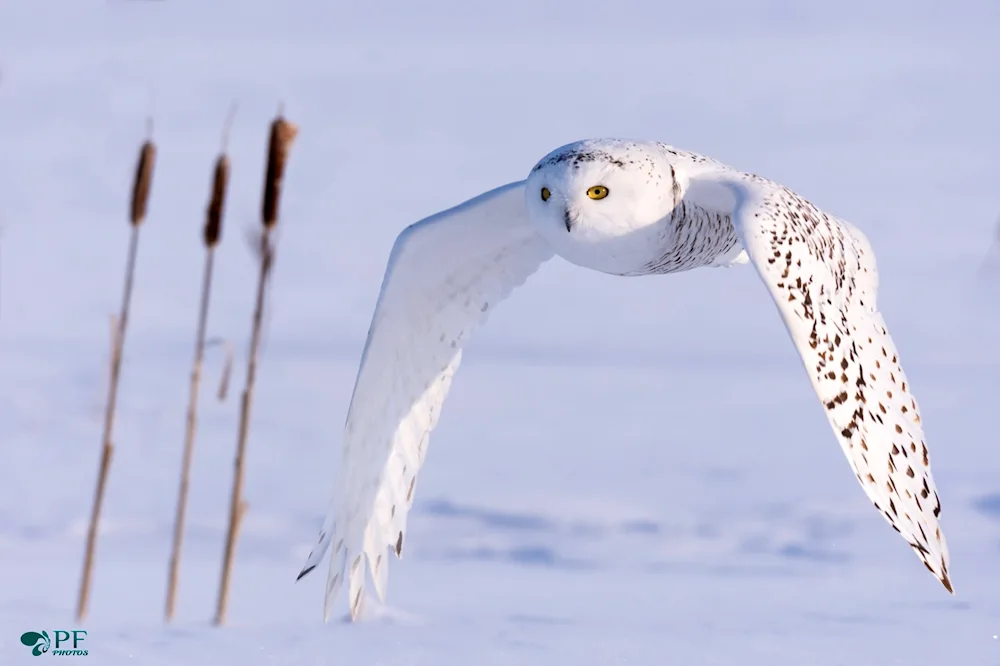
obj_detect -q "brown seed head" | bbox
[261,116,298,229]
[130,140,156,226]
[204,154,230,247]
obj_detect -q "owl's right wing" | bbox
[297,181,554,621]
[701,172,952,593]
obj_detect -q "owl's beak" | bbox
[563,208,574,232]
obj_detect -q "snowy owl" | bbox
[297,139,952,620]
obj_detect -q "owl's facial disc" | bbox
[536,182,612,232]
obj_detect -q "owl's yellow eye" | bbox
[587,185,609,200]
[540,187,551,201]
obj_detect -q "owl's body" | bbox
[297,139,953,621]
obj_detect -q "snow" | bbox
[1,0,999,663]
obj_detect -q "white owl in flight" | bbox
[297,139,952,620]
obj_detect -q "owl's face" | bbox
[524,139,681,275]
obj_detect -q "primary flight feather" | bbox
[297,139,952,621]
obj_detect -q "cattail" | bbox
[203,155,230,247]
[77,127,156,622]
[130,141,156,225]
[215,110,297,626]
[261,116,298,229]
[165,116,234,623]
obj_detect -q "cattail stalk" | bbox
[77,133,156,622]
[165,134,232,622]
[214,113,297,626]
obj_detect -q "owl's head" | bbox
[524,139,683,274]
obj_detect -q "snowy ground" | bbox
[1,1,999,664]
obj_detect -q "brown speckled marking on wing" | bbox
[723,178,953,593]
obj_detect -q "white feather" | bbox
[296,181,553,620]
[705,173,953,592]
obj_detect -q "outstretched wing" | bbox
[297,181,553,620]
[708,174,952,593]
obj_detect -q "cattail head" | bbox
[261,116,298,229]
[130,140,156,226]
[204,154,230,248]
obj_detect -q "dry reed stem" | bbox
[214,111,296,626]
[205,337,235,400]
[165,125,233,622]
[164,250,216,622]
[77,132,156,622]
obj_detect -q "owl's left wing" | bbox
[698,172,953,593]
